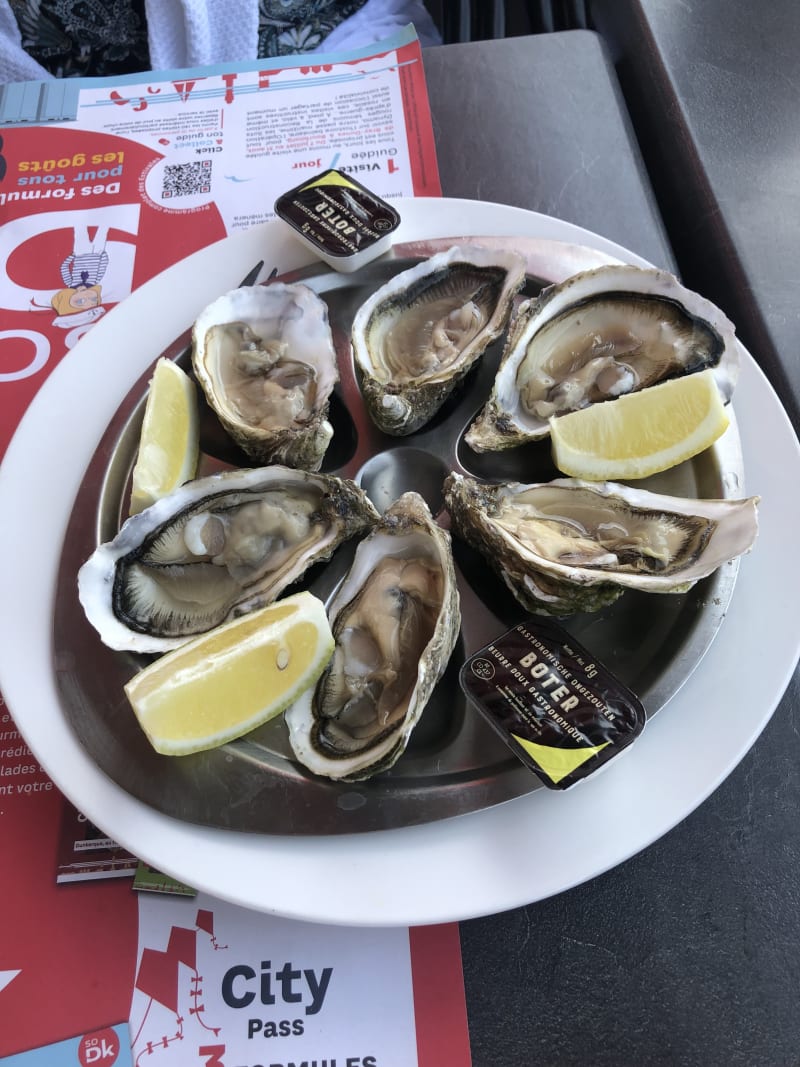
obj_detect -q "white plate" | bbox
[1,198,798,926]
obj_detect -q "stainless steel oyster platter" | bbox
[53,236,751,836]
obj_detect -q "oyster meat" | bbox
[285,492,460,781]
[78,466,379,653]
[466,264,740,452]
[193,283,338,470]
[444,472,759,615]
[351,244,526,435]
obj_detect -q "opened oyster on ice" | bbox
[466,264,740,452]
[444,472,759,616]
[78,465,379,654]
[285,492,460,781]
[351,244,526,435]
[193,282,339,470]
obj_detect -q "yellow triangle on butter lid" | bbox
[511,733,611,785]
[302,171,358,191]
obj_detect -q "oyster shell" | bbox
[351,244,526,436]
[78,466,379,653]
[444,472,759,615]
[285,492,460,781]
[192,283,338,470]
[466,265,740,452]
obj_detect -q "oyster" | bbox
[466,264,740,451]
[351,244,526,435]
[285,492,460,781]
[444,472,759,615]
[192,283,338,470]
[78,466,379,653]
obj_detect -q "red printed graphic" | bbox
[0,125,226,462]
[130,908,228,1065]
[78,1026,122,1065]
[0,789,138,1058]
[410,924,472,1066]
[395,39,441,198]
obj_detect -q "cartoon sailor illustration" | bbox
[48,224,110,328]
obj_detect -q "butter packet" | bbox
[274,168,400,272]
[459,618,646,790]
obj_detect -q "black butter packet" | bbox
[274,167,400,271]
[459,618,646,790]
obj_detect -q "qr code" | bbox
[161,159,212,199]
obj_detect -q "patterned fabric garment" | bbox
[257,0,370,56]
[9,0,373,78]
[9,0,151,78]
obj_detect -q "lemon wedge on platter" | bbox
[549,368,730,481]
[124,591,334,756]
[129,357,200,515]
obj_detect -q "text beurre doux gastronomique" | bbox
[274,168,400,272]
[460,618,646,789]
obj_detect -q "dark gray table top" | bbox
[424,28,800,1067]
[424,30,675,273]
[591,0,800,427]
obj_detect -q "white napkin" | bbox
[322,0,442,50]
[144,0,258,71]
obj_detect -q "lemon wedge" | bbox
[124,591,334,756]
[549,368,730,480]
[129,358,200,515]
